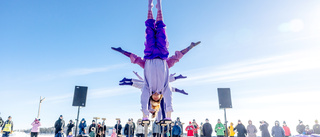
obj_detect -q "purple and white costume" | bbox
[141,19,172,117]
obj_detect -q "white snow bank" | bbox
[2,132,54,137]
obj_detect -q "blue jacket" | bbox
[172,125,182,135]
[152,122,160,134]
[271,125,285,137]
[79,119,87,129]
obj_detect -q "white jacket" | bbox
[136,124,145,134]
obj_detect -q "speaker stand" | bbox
[74,106,81,137]
[224,108,228,137]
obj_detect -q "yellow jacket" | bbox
[229,123,235,136]
[2,120,13,132]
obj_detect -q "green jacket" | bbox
[215,123,225,136]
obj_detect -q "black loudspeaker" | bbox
[217,88,232,109]
[72,86,88,107]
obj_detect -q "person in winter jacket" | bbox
[193,119,200,137]
[202,119,213,137]
[296,120,305,134]
[186,122,195,137]
[172,121,182,137]
[124,119,134,137]
[31,118,41,137]
[234,120,247,137]
[199,123,204,137]
[111,128,117,137]
[131,118,136,136]
[152,121,161,137]
[79,118,87,135]
[67,132,73,137]
[260,121,271,137]
[271,121,285,137]
[303,125,313,135]
[66,120,75,136]
[96,122,104,137]
[247,120,257,137]
[54,115,65,136]
[160,123,171,137]
[224,125,230,137]
[229,122,235,137]
[102,121,107,137]
[200,122,204,137]
[1,116,13,137]
[0,116,4,128]
[313,120,320,134]
[282,121,291,137]
[89,120,96,135]
[114,120,122,136]
[215,119,225,137]
[136,119,144,137]
[177,117,184,136]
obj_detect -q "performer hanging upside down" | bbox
[112,0,200,121]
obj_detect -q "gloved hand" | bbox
[175,88,188,95]
[1,130,3,134]
[174,74,187,80]
[10,131,13,134]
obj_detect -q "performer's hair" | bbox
[149,95,163,118]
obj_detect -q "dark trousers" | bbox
[55,130,61,136]
[137,133,144,137]
[217,136,224,137]
[2,132,10,137]
[55,132,64,137]
[194,133,199,137]
[153,133,161,137]
[173,135,180,137]
[79,128,86,135]
[31,132,39,137]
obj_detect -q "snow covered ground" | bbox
[5,132,320,137]
[1,132,53,137]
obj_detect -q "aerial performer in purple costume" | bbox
[111,0,200,121]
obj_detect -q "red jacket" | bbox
[283,126,291,136]
[193,123,199,134]
[186,125,195,136]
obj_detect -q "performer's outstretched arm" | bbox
[133,71,144,80]
[172,87,188,95]
[111,47,132,57]
[169,73,187,82]
[166,41,201,68]
[180,41,201,55]
[111,47,146,68]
